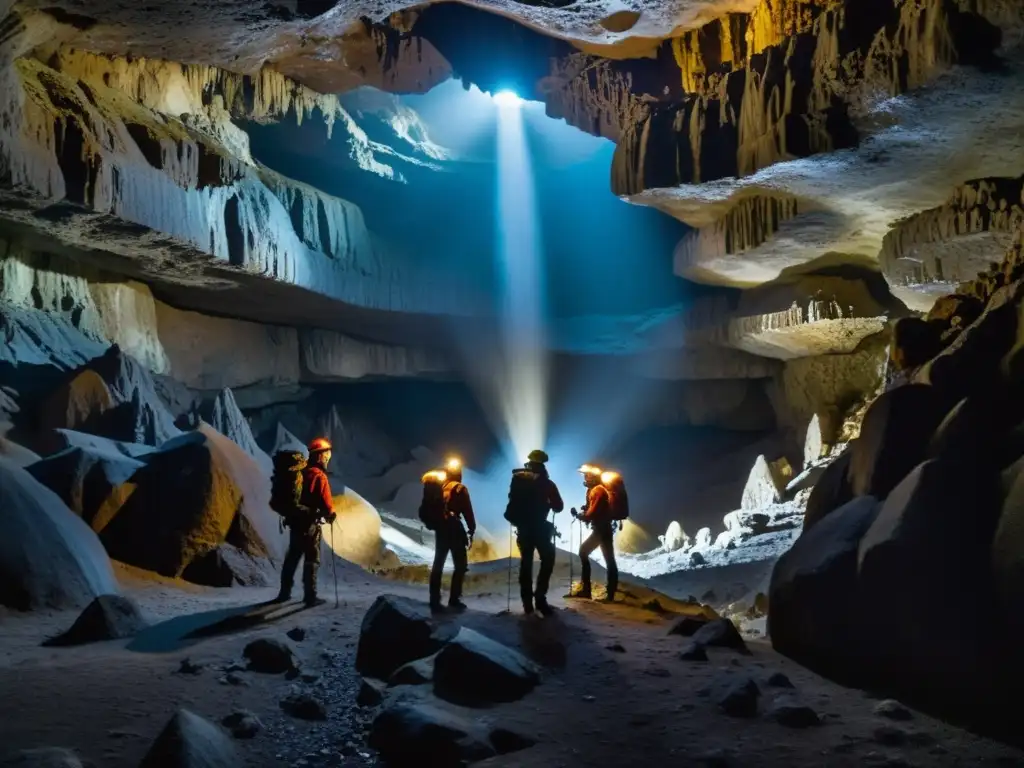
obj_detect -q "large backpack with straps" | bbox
[505,468,549,527]
[271,451,310,521]
[602,472,630,521]
[419,471,449,531]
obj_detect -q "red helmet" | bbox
[308,437,332,454]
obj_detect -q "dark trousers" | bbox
[580,522,618,598]
[280,523,322,599]
[430,521,468,605]
[518,523,555,609]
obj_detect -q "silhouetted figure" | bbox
[506,449,564,617]
[573,464,618,602]
[275,437,336,606]
[422,458,476,613]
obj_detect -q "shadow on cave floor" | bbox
[126,599,313,653]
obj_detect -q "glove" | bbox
[468,533,474,549]
[570,507,578,519]
[326,512,337,524]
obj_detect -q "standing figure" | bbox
[506,449,564,617]
[573,464,619,603]
[423,458,476,613]
[275,437,337,606]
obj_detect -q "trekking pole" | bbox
[506,523,513,613]
[328,520,339,608]
[568,516,574,597]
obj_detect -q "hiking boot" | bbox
[429,600,445,614]
[599,594,616,604]
[273,591,291,604]
[448,599,467,612]
[522,600,535,616]
[568,584,592,600]
[304,595,326,608]
[535,597,555,617]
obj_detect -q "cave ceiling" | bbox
[1,0,1024,376]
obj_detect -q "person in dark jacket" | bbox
[429,458,476,613]
[277,437,337,606]
[572,464,618,602]
[508,449,564,616]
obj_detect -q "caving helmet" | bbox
[308,437,332,457]
[527,449,549,464]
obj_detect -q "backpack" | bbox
[602,472,630,521]
[419,471,448,531]
[271,451,308,521]
[505,468,548,527]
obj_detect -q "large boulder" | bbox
[98,428,278,581]
[769,496,880,685]
[857,459,1003,708]
[433,627,540,705]
[27,445,143,530]
[43,594,148,646]
[991,455,1024,636]
[802,450,853,531]
[0,457,118,611]
[369,701,497,767]
[927,394,1011,470]
[917,280,1024,404]
[848,384,947,499]
[356,595,447,679]
[37,344,180,451]
[138,709,239,768]
[181,542,275,588]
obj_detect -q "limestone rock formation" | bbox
[27,444,143,528]
[36,344,180,451]
[740,455,785,510]
[0,457,118,611]
[199,389,270,468]
[97,426,279,582]
[771,235,1024,743]
[881,176,1024,311]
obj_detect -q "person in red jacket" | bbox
[429,458,476,613]
[572,464,618,602]
[277,437,337,606]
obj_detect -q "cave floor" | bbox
[0,563,1020,768]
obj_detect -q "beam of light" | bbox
[493,90,522,108]
[491,95,548,463]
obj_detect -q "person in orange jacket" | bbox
[429,458,476,613]
[276,437,337,606]
[572,464,618,602]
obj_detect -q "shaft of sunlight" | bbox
[494,98,548,462]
